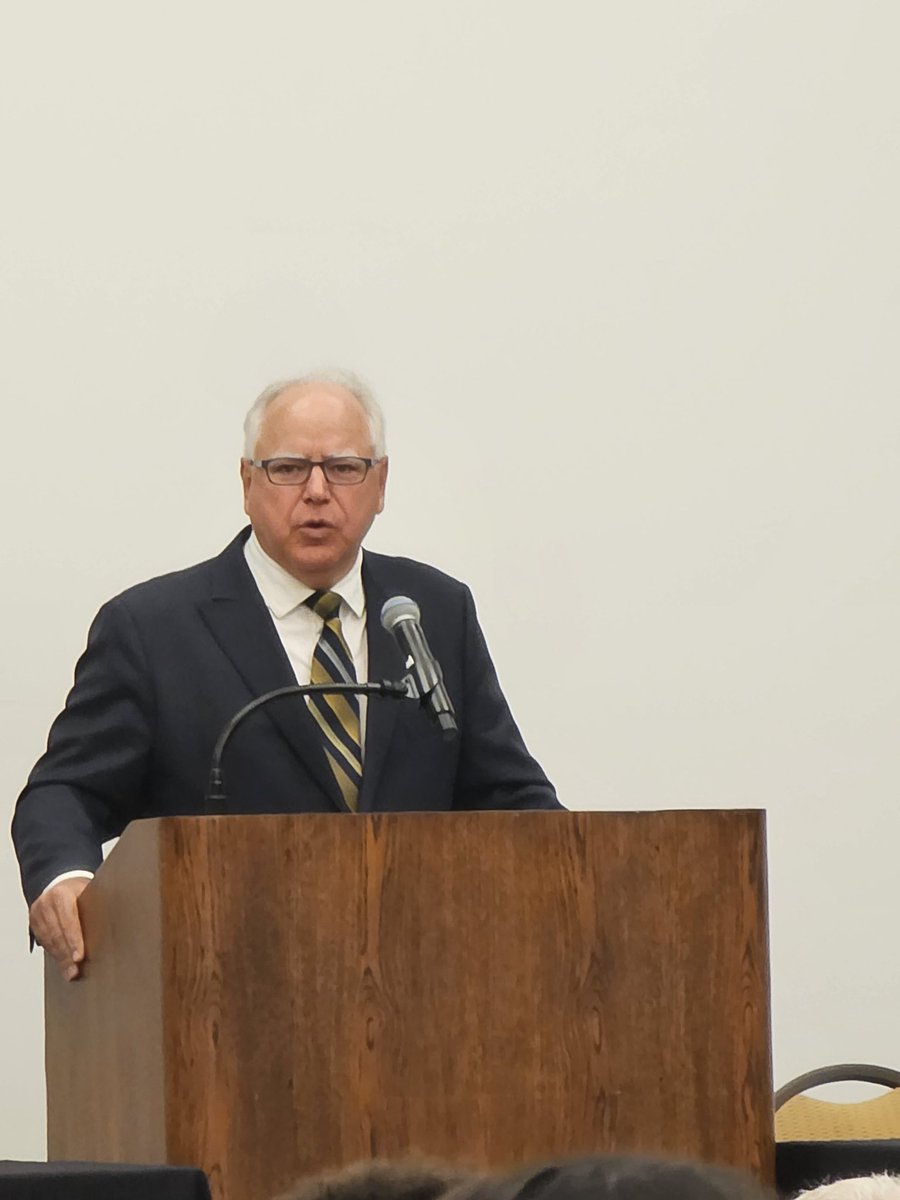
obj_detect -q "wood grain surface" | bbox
[46,810,773,1200]
[45,818,167,1161]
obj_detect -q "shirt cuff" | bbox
[41,870,95,896]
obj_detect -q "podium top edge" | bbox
[126,808,767,828]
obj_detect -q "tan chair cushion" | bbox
[776,1090,900,1141]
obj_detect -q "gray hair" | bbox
[270,1157,478,1200]
[797,1178,900,1199]
[242,369,387,460]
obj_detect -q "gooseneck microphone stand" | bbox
[204,680,411,812]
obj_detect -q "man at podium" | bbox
[12,370,560,981]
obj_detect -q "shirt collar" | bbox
[244,531,365,620]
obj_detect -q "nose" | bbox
[301,463,331,501]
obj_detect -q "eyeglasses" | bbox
[247,456,381,486]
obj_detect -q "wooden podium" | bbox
[44,810,773,1200]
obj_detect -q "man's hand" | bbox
[29,878,90,981]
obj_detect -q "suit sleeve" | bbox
[11,596,156,906]
[454,586,563,811]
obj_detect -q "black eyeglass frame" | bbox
[246,456,383,486]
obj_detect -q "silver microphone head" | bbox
[380,595,421,632]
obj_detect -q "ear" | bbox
[375,456,389,514]
[240,459,253,514]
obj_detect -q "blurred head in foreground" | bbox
[270,1156,772,1200]
[442,1157,773,1200]
[270,1157,479,1200]
[794,1177,900,1199]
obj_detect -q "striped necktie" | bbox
[305,590,362,812]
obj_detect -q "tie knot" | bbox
[306,590,342,621]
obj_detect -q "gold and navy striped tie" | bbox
[305,590,362,811]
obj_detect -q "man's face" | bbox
[241,382,388,588]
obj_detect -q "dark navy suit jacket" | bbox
[12,529,560,904]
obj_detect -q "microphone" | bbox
[204,679,409,812]
[380,596,458,738]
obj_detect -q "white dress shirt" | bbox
[242,530,369,752]
[40,532,370,898]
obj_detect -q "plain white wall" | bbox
[2,0,898,1158]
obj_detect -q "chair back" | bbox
[776,1064,900,1142]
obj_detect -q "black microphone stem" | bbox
[205,680,409,812]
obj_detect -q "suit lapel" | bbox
[197,530,347,810]
[358,553,405,811]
